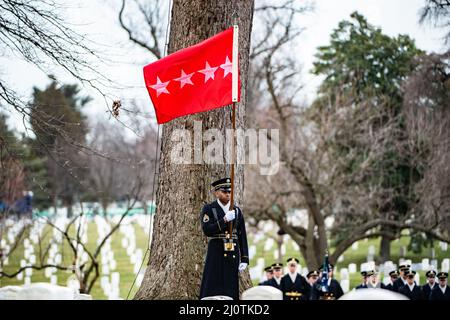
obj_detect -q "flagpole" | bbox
[228,24,239,237]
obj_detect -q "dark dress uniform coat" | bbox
[421,283,436,300]
[399,284,426,300]
[266,277,282,290]
[429,285,450,300]
[311,278,344,300]
[355,284,368,289]
[280,273,310,301]
[385,283,394,291]
[392,277,407,292]
[199,200,249,300]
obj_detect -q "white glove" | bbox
[224,210,235,222]
[239,262,248,272]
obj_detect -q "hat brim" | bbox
[216,186,231,192]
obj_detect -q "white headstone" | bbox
[340,279,350,293]
[421,258,429,270]
[340,268,349,280]
[338,255,345,263]
[44,268,52,278]
[264,238,274,251]
[348,263,357,274]
[111,272,120,287]
[50,275,57,285]
[24,276,31,285]
[414,273,420,285]
[442,259,449,272]
[25,268,32,277]
[249,245,256,260]
[102,264,110,275]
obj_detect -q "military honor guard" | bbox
[199,178,249,300]
[429,272,450,301]
[312,263,344,300]
[399,270,425,300]
[266,263,283,290]
[421,270,437,299]
[366,270,386,289]
[280,257,310,301]
[384,270,399,291]
[306,270,320,299]
[393,263,411,292]
[355,271,368,289]
[259,266,274,285]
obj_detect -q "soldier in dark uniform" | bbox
[429,272,450,301]
[306,270,320,300]
[199,178,249,300]
[355,271,368,289]
[399,270,425,300]
[392,263,411,292]
[266,263,283,290]
[384,270,399,291]
[280,257,310,301]
[422,270,437,299]
[312,263,344,300]
[259,266,273,285]
[366,270,386,289]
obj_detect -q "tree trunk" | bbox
[379,232,392,263]
[135,0,255,300]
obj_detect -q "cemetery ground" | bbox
[0,214,449,299]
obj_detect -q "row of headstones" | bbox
[119,221,144,275]
[100,272,121,300]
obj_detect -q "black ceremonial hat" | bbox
[264,266,273,272]
[287,257,299,264]
[426,270,437,277]
[271,262,283,269]
[307,270,320,278]
[211,177,231,191]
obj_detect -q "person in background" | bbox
[429,272,450,301]
[422,270,437,299]
[393,264,411,292]
[384,270,399,291]
[399,270,425,300]
[366,270,386,289]
[306,270,320,300]
[355,271,368,289]
[259,266,273,285]
[280,257,310,301]
[312,263,344,300]
[266,263,283,290]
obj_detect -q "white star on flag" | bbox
[220,56,232,78]
[198,61,218,83]
[174,69,194,88]
[149,76,170,97]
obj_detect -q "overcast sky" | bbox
[1,0,446,134]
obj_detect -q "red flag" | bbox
[143,27,240,124]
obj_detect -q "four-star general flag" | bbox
[143,27,240,124]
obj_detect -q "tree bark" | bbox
[135,0,255,300]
